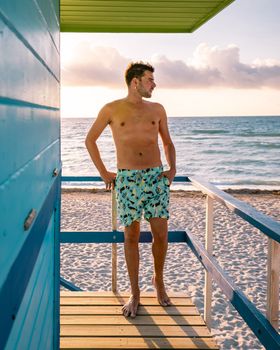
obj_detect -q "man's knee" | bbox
[153,231,168,243]
[150,218,168,242]
[124,221,140,244]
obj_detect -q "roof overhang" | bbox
[60,0,235,33]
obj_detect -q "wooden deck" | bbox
[60,291,219,349]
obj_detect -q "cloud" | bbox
[61,43,280,89]
[62,44,129,87]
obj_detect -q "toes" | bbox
[122,306,130,317]
[124,309,130,317]
[158,297,166,306]
[166,298,172,306]
[122,297,139,318]
[132,304,139,318]
[157,293,171,307]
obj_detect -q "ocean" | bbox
[61,116,280,190]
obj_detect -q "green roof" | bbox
[60,0,235,33]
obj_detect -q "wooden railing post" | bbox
[266,238,280,330]
[111,189,117,292]
[204,195,214,329]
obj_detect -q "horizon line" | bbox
[61,114,280,119]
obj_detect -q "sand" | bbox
[60,188,280,350]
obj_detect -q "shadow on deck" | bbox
[60,291,219,349]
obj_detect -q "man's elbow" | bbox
[164,141,175,149]
[85,134,94,150]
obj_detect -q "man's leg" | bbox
[149,217,171,306]
[122,220,141,318]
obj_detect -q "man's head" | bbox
[125,62,154,86]
[125,62,156,98]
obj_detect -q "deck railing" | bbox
[60,175,280,349]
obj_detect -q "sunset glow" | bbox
[61,0,280,118]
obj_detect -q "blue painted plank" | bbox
[53,188,61,350]
[60,230,187,243]
[0,0,59,78]
[0,143,60,287]
[37,297,53,350]
[35,0,60,51]
[28,218,54,350]
[4,220,53,350]
[189,176,280,243]
[0,105,59,184]
[10,217,54,350]
[60,277,83,292]
[0,177,59,350]
[45,321,54,350]
[0,19,59,108]
[186,230,280,350]
[62,176,103,182]
[28,255,54,350]
[0,97,59,111]
[50,0,59,21]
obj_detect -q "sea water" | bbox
[61,116,280,190]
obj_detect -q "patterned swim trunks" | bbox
[115,166,170,227]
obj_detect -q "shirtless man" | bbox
[85,62,176,318]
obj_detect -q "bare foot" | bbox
[152,276,172,306]
[122,294,140,318]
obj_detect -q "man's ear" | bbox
[132,77,138,88]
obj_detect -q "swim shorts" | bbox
[115,166,170,227]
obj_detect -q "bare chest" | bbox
[111,113,159,135]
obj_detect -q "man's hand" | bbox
[159,169,176,184]
[100,170,117,190]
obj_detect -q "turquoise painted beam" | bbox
[60,277,82,291]
[60,230,187,243]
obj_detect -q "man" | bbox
[85,62,176,318]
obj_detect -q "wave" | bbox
[235,132,280,138]
[253,143,280,149]
[202,149,232,154]
[191,129,230,135]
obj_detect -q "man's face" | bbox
[136,71,156,98]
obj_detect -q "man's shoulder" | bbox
[145,100,165,112]
[143,100,162,107]
[105,98,126,108]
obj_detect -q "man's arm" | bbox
[85,104,116,189]
[158,105,176,183]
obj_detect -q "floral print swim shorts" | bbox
[115,166,170,227]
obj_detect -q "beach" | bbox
[60,188,280,350]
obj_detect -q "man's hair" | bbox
[125,62,154,86]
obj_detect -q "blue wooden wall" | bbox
[0,0,60,349]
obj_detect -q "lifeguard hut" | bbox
[1,1,280,349]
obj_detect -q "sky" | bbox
[61,0,280,118]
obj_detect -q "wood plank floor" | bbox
[60,292,219,349]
